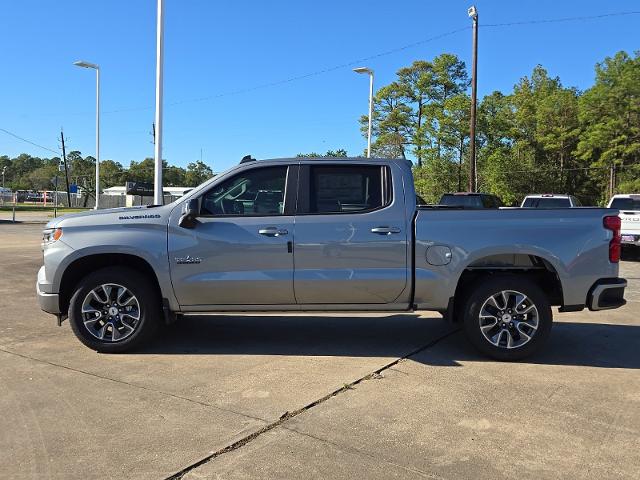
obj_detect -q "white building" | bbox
[102,186,193,197]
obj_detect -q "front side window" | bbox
[200,166,287,216]
[307,165,388,214]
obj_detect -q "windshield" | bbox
[523,197,571,208]
[610,198,640,210]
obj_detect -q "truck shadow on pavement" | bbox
[144,314,640,370]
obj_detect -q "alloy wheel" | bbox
[478,289,539,349]
[80,283,141,342]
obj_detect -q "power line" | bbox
[0,128,59,155]
[101,26,472,114]
[483,10,640,28]
[483,163,640,175]
[103,10,640,114]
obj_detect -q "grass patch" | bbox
[0,206,90,213]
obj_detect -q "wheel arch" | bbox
[59,253,163,316]
[449,253,564,322]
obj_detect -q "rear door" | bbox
[293,163,408,304]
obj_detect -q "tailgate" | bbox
[619,210,640,242]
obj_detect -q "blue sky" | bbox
[1,0,638,172]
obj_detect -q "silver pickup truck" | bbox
[37,157,627,360]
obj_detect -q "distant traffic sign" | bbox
[126,181,154,197]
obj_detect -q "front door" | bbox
[168,164,296,306]
[293,163,408,304]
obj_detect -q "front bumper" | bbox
[587,278,627,311]
[36,266,61,315]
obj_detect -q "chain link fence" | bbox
[0,191,183,223]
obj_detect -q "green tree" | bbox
[576,51,640,200]
[164,165,187,186]
[99,160,125,188]
[296,149,348,158]
[127,158,155,183]
[185,160,214,186]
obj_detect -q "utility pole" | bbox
[153,0,165,205]
[609,163,617,198]
[468,6,479,192]
[60,130,72,207]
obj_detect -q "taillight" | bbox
[603,215,621,263]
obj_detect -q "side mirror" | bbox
[178,198,199,229]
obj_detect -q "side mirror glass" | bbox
[178,198,199,229]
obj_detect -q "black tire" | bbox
[462,274,552,361]
[68,267,161,353]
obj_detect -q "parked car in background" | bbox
[438,193,504,209]
[521,194,582,208]
[25,191,40,202]
[608,194,640,248]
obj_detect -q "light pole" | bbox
[353,67,374,158]
[468,5,478,192]
[153,0,165,205]
[2,166,6,189]
[73,60,101,209]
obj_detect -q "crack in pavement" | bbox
[0,347,267,424]
[165,327,461,480]
[281,426,448,479]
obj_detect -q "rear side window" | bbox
[305,165,390,214]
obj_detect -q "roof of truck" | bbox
[241,156,409,164]
[523,194,573,198]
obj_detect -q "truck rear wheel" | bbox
[462,275,552,361]
[68,267,161,353]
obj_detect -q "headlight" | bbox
[42,227,63,245]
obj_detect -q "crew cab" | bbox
[37,158,627,360]
[608,194,640,248]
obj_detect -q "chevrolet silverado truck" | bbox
[37,157,627,360]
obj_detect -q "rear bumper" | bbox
[587,278,627,311]
[620,233,640,246]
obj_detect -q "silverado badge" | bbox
[175,255,202,265]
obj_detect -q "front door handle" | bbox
[371,226,401,235]
[259,227,288,237]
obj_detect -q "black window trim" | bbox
[197,164,298,218]
[295,163,393,216]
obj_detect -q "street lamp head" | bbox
[353,67,373,75]
[468,5,478,19]
[74,60,99,70]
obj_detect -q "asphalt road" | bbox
[0,223,638,479]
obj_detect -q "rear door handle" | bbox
[259,227,288,237]
[371,226,401,235]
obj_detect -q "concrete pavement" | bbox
[0,223,638,479]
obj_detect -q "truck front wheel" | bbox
[462,275,552,361]
[68,267,161,353]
